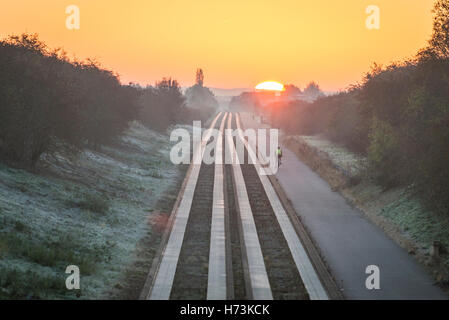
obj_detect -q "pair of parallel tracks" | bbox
[140,112,342,300]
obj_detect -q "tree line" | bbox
[0,34,214,169]
[269,0,449,214]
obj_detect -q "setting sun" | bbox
[0,1,435,89]
[1,0,449,303]
[255,81,285,92]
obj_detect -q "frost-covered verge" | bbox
[299,135,367,177]
[0,121,182,299]
[284,134,449,284]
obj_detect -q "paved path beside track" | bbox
[241,113,447,300]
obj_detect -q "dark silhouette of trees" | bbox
[427,0,449,58]
[0,34,213,170]
[184,69,218,122]
[139,78,186,131]
[302,81,324,101]
[195,68,204,87]
[284,84,302,96]
[0,34,141,169]
[269,0,449,214]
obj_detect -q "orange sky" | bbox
[0,0,435,91]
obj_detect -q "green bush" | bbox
[139,78,186,132]
[0,34,141,169]
[269,0,449,214]
[0,269,69,300]
[75,193,110,215]
[0,232,98,275]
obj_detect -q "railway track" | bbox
[140,112,342,300]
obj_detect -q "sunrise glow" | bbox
[0,0,436,90]
[255,81,285,92]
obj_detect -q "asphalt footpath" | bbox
[241,112,447,300]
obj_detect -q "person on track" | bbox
[276,146,282,167]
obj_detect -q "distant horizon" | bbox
[192,86,337,97]
[0,0,435,92]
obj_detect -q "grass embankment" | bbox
[283,134,449,287]
[0,122,182,299]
